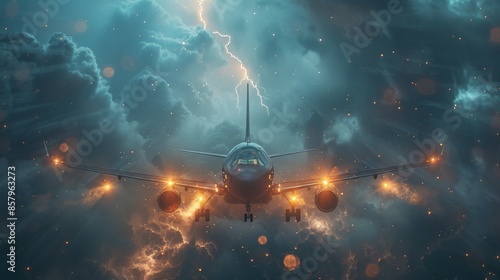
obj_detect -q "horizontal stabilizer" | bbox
[177,149,227,158]
[268,149,316,158]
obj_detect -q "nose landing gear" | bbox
[244,201,253,222]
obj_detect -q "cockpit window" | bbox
[227,146,270,167]
[238,159,259,165]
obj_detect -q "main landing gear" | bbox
[244,201,253,222]
[195,193,214,222]
[284,193,301,222]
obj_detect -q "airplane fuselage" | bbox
[222,142,274,204]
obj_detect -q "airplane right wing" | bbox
[272,148,443,194]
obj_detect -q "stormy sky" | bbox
[1,0,500,279]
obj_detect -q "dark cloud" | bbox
[1,0,500,279]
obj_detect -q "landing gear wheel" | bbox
[249,213,253,222]
[295,209,301,222]
[205,209,210,222]
[195,209,200,222]
[195,209,210,222]
[244,213,248,222]
[285,208,301,222]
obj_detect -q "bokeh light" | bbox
[121,55,136,70]
[490,27,500,43]
[283,254,300,271]
[258,235,267,245]
[103,67,115,78]
[75,21,88,33]
[59,142,69,153]
[365,263,379,278]
[415,78,436,95]
[491,112,500,129]
[382,88,400,105]
[5,1,19,18]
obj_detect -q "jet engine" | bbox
[315,188,339,212]
[157,189,181,213]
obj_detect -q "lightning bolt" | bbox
[198,0,269,114]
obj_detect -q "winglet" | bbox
[245,83,250,143]
[43,140,50,158]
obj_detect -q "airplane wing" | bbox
[272,154,441,194]
[268,149,316,158]
[53,160,219,193]
[177,149,226,158]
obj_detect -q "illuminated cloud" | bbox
[1,0,499,279]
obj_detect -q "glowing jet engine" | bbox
[157,189,181,213]
[315,188,339,212]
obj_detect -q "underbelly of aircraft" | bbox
[223,191,272,204]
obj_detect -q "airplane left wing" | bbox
[53,160,219,193]
[272,155,441,194]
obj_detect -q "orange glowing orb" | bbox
[5,2,19,18]
[103,67,115,78]
[258,235,267,245]
[415,78,436,95]
[365,263,379,278]
[492,113,500,129]
[382,87,399,105]
[283,254,300,271]
[59,142,69,153]
[75,21,87,33]
[491,28,500,43]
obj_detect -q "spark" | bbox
[197,0,269,114]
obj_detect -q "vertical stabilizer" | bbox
[245,83,250,143]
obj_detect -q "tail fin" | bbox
[245,83,250,143]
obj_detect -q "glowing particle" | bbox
[103,67,115,78]
[283,254,300,271]
[491,28,500,43]
[59,142,69,153]
[258,235,267,245]
[75,21,87,33]
[365,263,379,278]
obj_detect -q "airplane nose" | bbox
[228,166,271,200]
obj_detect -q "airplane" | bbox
[46,84,443,222]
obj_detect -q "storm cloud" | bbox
[1,0,500,279]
